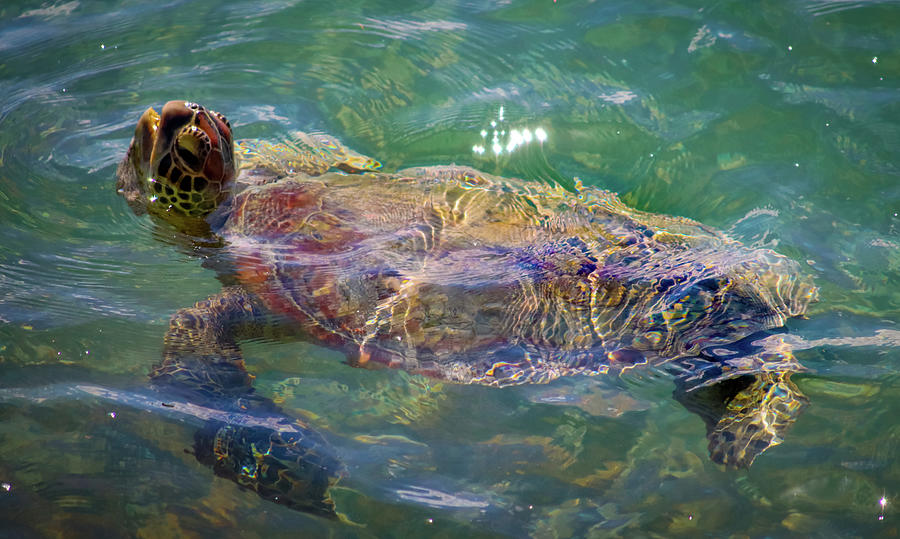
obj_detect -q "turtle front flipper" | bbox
[675,371,809,468]
[151,286,343,515]
[236,130,381,181]
[151,286,262,398]
[193,418,342,517]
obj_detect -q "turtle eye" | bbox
[174,125,211,173]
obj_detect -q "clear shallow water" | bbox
[0,0,898,536]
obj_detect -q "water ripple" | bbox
[0,1,898,534]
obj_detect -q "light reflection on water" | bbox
[471,105,548,157]
[0,0,899,536]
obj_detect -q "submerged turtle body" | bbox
[217,166,811,386]
[116,101,817,516]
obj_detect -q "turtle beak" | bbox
[134,106,160,175]
[125,105,161,183]
[115,106,160,213]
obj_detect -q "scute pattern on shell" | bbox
[216,165,816,387]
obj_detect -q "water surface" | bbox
[1,0,898,536]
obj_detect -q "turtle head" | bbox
[116,100,236,225]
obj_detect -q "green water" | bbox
[1,0,898,536]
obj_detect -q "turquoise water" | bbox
[1,0,898,536]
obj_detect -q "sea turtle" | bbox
[115,100,817,516]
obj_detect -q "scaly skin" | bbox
[116,100,817,515]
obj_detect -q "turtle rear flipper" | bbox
[676,371,809,468]
[151,287,343,515]
[236,130,381,181]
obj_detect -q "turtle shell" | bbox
[215,166,817,386]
